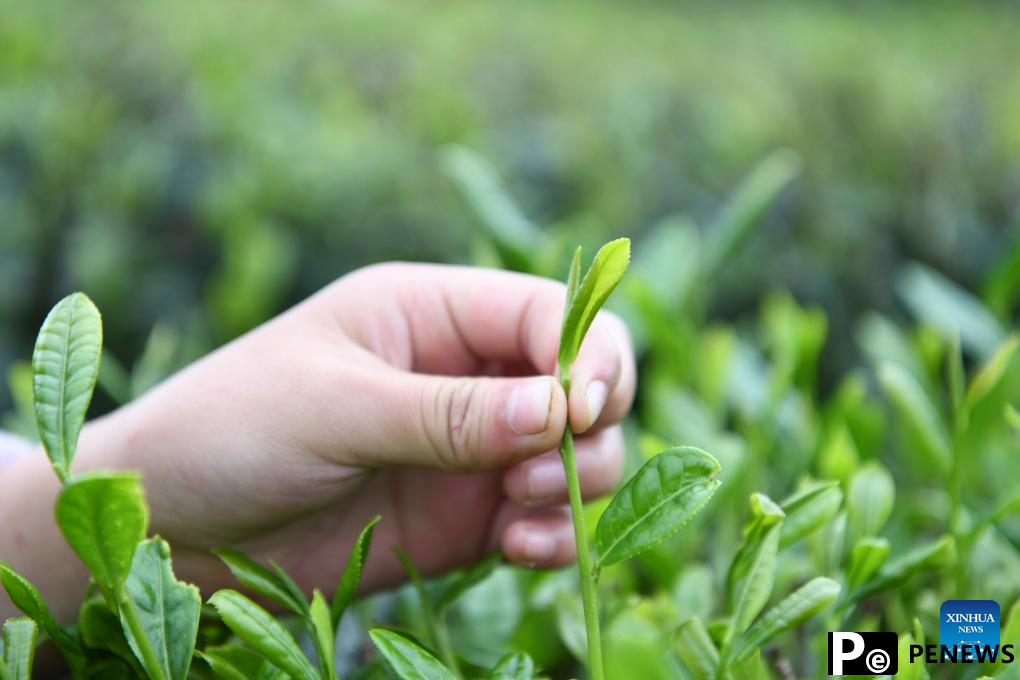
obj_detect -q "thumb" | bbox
[386,373,567,471]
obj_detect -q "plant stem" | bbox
[118,588,168,680]
[949,412,968,598]
[558,379,605,680]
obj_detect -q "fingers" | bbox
[502,426,625,506]
[498,506,577,568]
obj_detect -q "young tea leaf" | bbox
[845,537,890,591]
[120,538,201,680]
[369,629,456,680]
[726,521,782,643]
[488,651,535,680]
[779,481,842,549]
[558,238,631,372]
[56,472,148,605]
[2,618,37,680]
[309,590,335,680]
[0,562,83,670]
[594,446,721,568]
[79,598,141,672]
[846,535,954,604]
[965,334,1020,414]
[32,292,103,483]
[197,645,285,680]
[729,577,840,663]
[564,247,582,310]
[672,617,719,680]
[332,515,380,627]
[847,462,895,541]
[208,590,318,680]
[214,550,308,617]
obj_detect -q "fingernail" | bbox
[506,378,554,436]
[585,380,608,430]
[527,461,565,503]
[523,533,556,563]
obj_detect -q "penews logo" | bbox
[828,632,898,675]
[940,600,1000,661]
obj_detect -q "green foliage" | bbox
[1,619,37,680]
[332,515,380,627]
[369,629,457,680]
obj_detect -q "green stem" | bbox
[559,384,605,680]
[949,411,968,598]
[118,587,168,680]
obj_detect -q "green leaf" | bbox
[847,535,954,604]
[703,149,800,280]
[965,334,1020,414]
[729,578,840,663]
[845,537,890,591]
[948,334,965,416]
[214,550,308,617]
[56,472,148,604]
[120,538,201,680]
[779,481,842,549]
[369,629,456,680]
[985,599,1020,675]
[332,515,380,627]
[31,292,103,483]
[594,446,721,568]
[209,590,318,680]
[877,362,951,474]
[672,617,719,680]
[893,633,924,680]
[310,590,335,680]
[198,645,283,680]
[2,619,37,680]
[726,494,784,609]
[79,598,141,673]
[558,238,631,372]
[726,520,781,642]
[488,651,535,680]
[847,462,895,540]
[270,563,309,618]
[0,562,83,668]
[435,552,500,613]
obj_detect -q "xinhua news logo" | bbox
[828,632,898,675]
[940,600,1000,661]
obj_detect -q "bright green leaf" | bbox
[31,292,103,483]
[779,481,842,549]
[672,617,719,680]
[56,472,148,605]
[985,599,1020,675]
[369,629,456,680]
[877,362,951,474]
[198,645,283,680]
[214,550,308,617]
[120,539,201,680]
[0,562,83,671]
[558,238,631,372]
[845,537,890,591]
[209,590,318,680]
[848,536,955,604]
[595,446,721,568]
[965,334,1020,414]
[2,619,37,680]
[726,520,781,643]
[310,590,335,680]
[564,247,582,310]
[332,515,380,627]
[730,578,840,663]
[488,651,535,680]
[847,462,895,540]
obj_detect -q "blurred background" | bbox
[2,0,1019,412]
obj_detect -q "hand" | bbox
[0,263,635,619]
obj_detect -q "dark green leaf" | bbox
[558,238,631,372]
[120,539,201,680]
[369,629,456,680]
[488,652,535,680]
[595,446,721,567]
[56,472,148,604]
[214,550,308,617]
[332,515,380,627]
[209,590,318,680]
[31,292,103,483]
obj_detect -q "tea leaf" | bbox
[332,515,380,627]
[965,334,1020,414]
[121,539,201,680]
[0,562,84,670]
[672,617,719,680]
[564,246,582,310]
[214,550,308,617]
[847,535,954,604]
[779,481,842,549]
[435,552,500,612]
[845,537,890,591]
[594,446,721,568]
[2,618,37,680]
[369,629,457,680]
[197,646,273,680]
[488,651,535,680]
[56,472,148,605]
[877,362,951,474]
[310,590,335,680]
[730,578,840,663]
[726,494,784,608]
[703,149,800,281]
[31,292,103,483]
[558,238,631,372]
[847,462,895,540]
[79,598,139,671]
[727,519,781,642]
[269,563,309,618]
[209,590,317,680]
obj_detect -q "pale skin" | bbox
[0,263,635,625]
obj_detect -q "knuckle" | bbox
[425,379,486,469]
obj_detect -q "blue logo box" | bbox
[941,600,1000,661]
